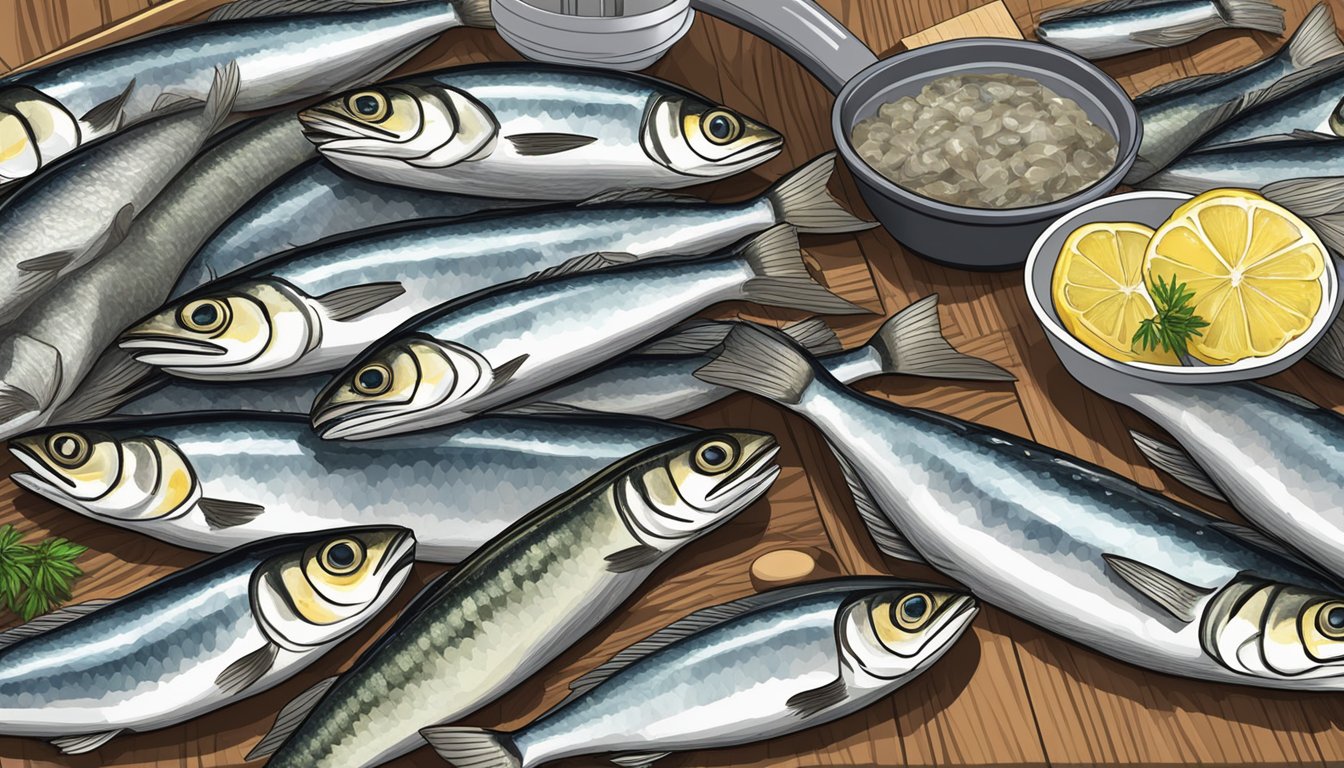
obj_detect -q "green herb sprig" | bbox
[1132,274,1210,359]
[0,525,87,622]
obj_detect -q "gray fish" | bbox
[1122,2,1341,183]
[299,64,783,200]
[253,429,780,768]
[515,296,1014,420]
[0,526,413,754]
[123,155,869,382]
[1196,55,1344,148]
[696,324,1344,689]
[1140,131,1344,193]
[173,160,541,299]
[0,0,491,184]
[423,579,977,768]
[0,112,317,440]
[1036,0,1285,60]
[310,224,864,440]
[11,413,693,563]
[0,63,237,325]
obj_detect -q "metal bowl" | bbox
[1025,191,1343,390]
[492,0,693,71]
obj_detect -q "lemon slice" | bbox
[1053,221,1178,364]
[1145,189,1326,365]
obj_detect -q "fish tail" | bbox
[1216,0,1286,37]
[1308,316,1344,380]
[1280,2,1344,67]
[695,323,818,406]
[739,225,868,315]
[452,0,495,28]
[863,295,1016,382]
[767,152,877,234]
[421,726,522,768]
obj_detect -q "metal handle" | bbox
[690,0,877,94]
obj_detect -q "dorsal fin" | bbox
[0,598,116,651]
[832,449,924,563]
[1129,431,1227,502]
[1248,383,1320,410]
[578,189,702,206]
[528,252,639,282]
[632,321,730,356]
[1103,553,1213,622]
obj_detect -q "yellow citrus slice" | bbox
[1145,189,1326,365]
[1052,220,1179,364]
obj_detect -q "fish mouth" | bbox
[8,471,76,509]
[296,109,363,145]
[707,440,781,502]
[119,334,227,360]
[738,135,784,165]
[312,402,420,441]
[926,595,979,650]
[379,529,418,577]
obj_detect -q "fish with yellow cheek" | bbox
[1202,579,1344,680]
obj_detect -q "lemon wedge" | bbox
[1145,189,1326,365]
[1053,221,1178,364]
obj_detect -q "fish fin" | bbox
[14,250,76,293]
[604,544,662,573]
[150,91,199,114]
[1239,54,1344,120]
[578,188,702,206]
[1039,0,1184,24]
[633,320,731,355]
[528,251,640,281]
[490,401,603,417]
[421,727,522,768]
[1206,519,1299,560]
[695,322,816,406]
[1125,96,1243,184]
[48,350,155,424]
[207,0,410,21]
[1213,0,1287,36]
[201,61,243,137]
[1128,16,1229,49]
[314,282,406,321]
[741,224,866,315]
[0,598,116,651]
[80,79,135,132]
[786,677,848,719]
[1247,383,1321,410]
[19,202,135,289]
[1129,431,1228,502]
[488,355,529,393]
[216,642,278,695]
[1135,64,1260,104]
[767,152,877,234]
[453,0,495,28]
[1102,553,1213,622]
[782,318,843,355]
[505,132,598,156]
[1281,2,1344,67]
[832,447,924,563]
[1307,317,1344,379]
[1262,176,1344,217]
[610,752,671,768]
[862,295,1016,382]
[0,333,62,421]
[50,729,123,755]
[199,497,266,529]
[247,675,340,760]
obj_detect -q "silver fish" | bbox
[696,324,1344,689]
[1196,55,1344,148]
[1140,131,1344,193]
[0,0,491,184]
[299,64,783,199]
[11,413,693,563]
[516,296,1014,420]
[122,155,869,382]
[1122,2,1341,183]
[173,160,540,299]
[253,429,780,768]
[0,63,236,325]
[423,579,977,768]
[310,224,864,440]
[0,112,317,440]
[112,374,329,417]
[0,527,413,754]
[1036,0,1285,60]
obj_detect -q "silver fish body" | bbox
[1036,0,1285,60]
[423,579,977,768]
[0,527,413,753]
[1195,57,1344,148]
[10,413,693,563]
[256,429,780,768]
[112,374,326,416]
[696,325,1344,689]
[1141,132,1344,193]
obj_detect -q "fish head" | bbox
[1203,577,1344,682]
[615,430,780,548]
[310,337,495,440]
[118,280,317,377]
[299,84,498,173]
[9,427,199,523]
[642,93,782,179]
[253,527,416,653]
[841,584,978,685]
[0,87,80,183]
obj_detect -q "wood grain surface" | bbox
[0,0,1342,766]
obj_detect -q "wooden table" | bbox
[1,1,1342,766]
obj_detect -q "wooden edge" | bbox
[11,0,223,74]
[900,0,1025,50]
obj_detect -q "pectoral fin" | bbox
[314,282,405,321]
[50,729,123,755]
[81,79,135,132]
[609,753,671,768]
[1103,553,1213,623]
[487,355,529,393]
[215,642,278,695]
[605,544,661,573]
[786,677,847,719]
[199,497,265,529]
[506,132,597,156]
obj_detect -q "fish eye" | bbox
[178,299,229,334]
[319,538,365,575]
[1318,602,1344,638]
[893,592,932,630]
[353,363,392,396]
[702,109,743,145]
[46,432,90,467]
[347,91,390,122]
[693,439,736,473]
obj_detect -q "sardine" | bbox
[0,0,492,184]
[0,526,413,754]
[310,224,864,440]
[298,64,783,199]
[696,324,1344,689]
[515,296,1013,420]
[1140,131,1344,193]
[1036,0,1285,60]
[423,579,977,768]
[11,413,693,563]
[112,374,330,417]
[1122,2,1341,183]
[253,429,780,768]
[1196,55,1344,148]
[0,63,236,325]
[0,112,317,440]
[173,160,540,299]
